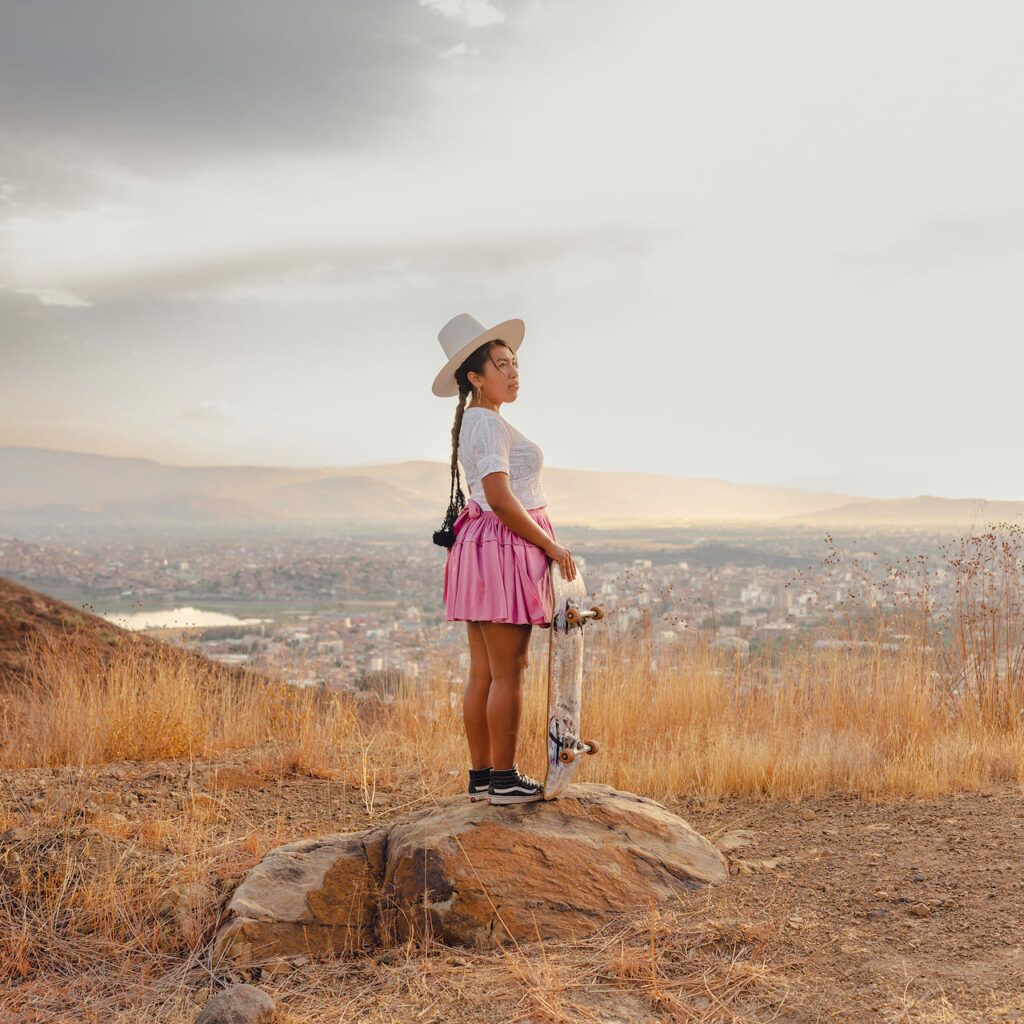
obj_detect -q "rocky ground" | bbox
[2,754,1023,1023]
[679,786,1024,1022]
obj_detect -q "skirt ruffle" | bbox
[443,499,555,625]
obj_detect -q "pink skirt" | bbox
[444,499,555,625]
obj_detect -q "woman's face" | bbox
[472,344,519,404]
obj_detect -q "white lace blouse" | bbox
[458,407,548,512]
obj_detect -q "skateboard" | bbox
[543,562,604,800]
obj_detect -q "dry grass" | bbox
[4,538,1024,800]
[1,791,791,1024]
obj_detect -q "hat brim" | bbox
[431,318,525,398]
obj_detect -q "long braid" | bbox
[432,386,470,548]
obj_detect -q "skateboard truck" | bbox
[557,737,601,764]
[564,604,604,627]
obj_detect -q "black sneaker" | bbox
[488,766,543,805]
[468,767,491,802]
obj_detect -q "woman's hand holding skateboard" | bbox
[546,542,576,582]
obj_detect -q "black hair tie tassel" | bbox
[432,471,467,549]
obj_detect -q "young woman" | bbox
[432,313,576,805]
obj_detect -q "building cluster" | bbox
[0,535,441,605]
[0,528,965,689]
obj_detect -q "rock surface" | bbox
[215,783,727,959]
[195,984,274,1024]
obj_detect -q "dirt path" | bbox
[677,787,1024,1021]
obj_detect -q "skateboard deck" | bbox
[543,562,602,800]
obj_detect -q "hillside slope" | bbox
[790,495,1024,526]
[0,575,261,690]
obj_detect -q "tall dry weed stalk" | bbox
[803,525,1024,722]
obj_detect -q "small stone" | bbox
[912,872,925,883]
[195,984,274,1024]
[78,800,101,820]
[714,829,758,855]
[259,957,292,981]
[910,902,931,917]
[799,807,816,822]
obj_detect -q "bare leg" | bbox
[463,622,493,770]
[478,621,532,770]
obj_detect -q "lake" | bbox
[103,606,269,631]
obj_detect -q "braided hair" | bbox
[432,340,505,548]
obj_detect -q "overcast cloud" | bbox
[2,0,1024,499]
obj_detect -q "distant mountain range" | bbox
[1,446,1022,534]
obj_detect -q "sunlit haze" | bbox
[3,1,1023,498]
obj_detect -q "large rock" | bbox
[214,830,385,962]
[216,784,726,960]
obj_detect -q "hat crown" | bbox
[437,313,490,361]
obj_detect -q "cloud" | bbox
[0,1,460,196]
[176,401,241,425]
[16,287,91,309]
[441,42,480,58]
[419,0,505,28]
[9,224,674,306]
[837,212,1024,273]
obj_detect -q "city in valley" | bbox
[0,525,969,691]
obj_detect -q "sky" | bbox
[2,0,1023,500]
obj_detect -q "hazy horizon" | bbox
[3,2,1024,500]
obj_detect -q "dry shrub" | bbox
[0,626,361,774]
[0,783,228,999]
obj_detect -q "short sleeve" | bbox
[465,413,511,478]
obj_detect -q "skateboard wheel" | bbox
[585,739,600,755]
[565,608,581,627]
[591,605,605,620]
[558,749,577,764]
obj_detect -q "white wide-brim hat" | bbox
[432,313,525,398]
